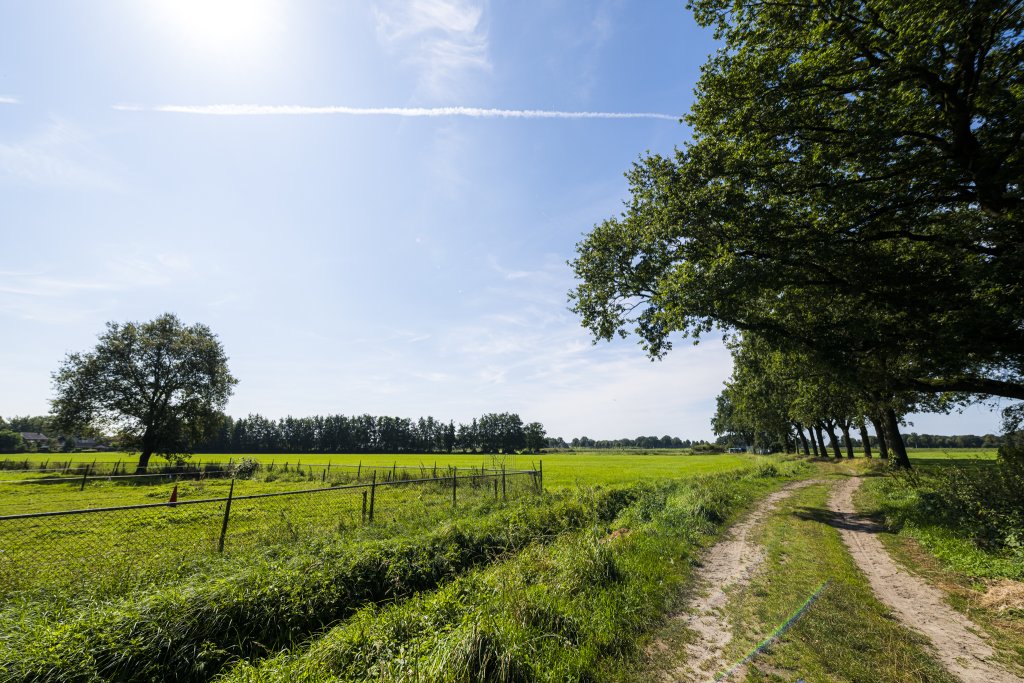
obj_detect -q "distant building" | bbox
[19,432,50,447]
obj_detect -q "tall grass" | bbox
[0,485,643,682]
[220,460,808,682]
[860,438,1024,580]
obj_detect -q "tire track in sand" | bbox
[829,477,1023,683]
[662,479,821,682]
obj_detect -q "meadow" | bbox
[2,449,758,490]
[0,456,810,682]
[2,448,1014,682]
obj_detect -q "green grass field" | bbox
[2,450,1016,683]
[0,451,762,599]
[906,447,998,460]
[0,456,809,682]
[1,449,759,500]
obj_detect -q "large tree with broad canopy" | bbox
[571,0,1024,411]
[51,313,237,471]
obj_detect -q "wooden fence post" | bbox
[539,460,543,491]
[362,490,368,524]
[79,465,90,491]
[218,479,235,553]
[502,465,506,500]
[452,466,457,509]
[368,470,377,522]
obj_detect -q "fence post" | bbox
[494,478,498,499]
[80,465,90,491]
[322,469,326,483]
[502,465,506,500]
[368,470,376,522]
[357,461,361,480]
[539,460,543,491]
[433,462,437,478]
[362,490,368,523]
[218,478,236,553]
[392,462,396,480]
[452,466,457,509]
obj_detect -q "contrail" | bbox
[112,103,680,121]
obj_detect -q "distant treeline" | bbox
[192,412,547,455]
[0,414,1003,455]
[561,436,696,449]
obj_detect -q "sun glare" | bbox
[149,0,283,61]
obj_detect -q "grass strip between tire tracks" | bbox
[637,479,958,683]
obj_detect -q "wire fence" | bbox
[0,466,542,597]
[0,458,529,489]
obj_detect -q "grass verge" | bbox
[0,486,639,683]
[216,460,810,682]
[857,475,1024,675]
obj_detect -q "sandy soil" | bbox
[829,477,1023,683]
[661,479,821,682]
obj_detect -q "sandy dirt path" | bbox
[829,477,1023,683]
[662,479,821,682]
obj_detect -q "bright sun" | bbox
[150,0,283,61]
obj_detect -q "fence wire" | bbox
[0,467,541,597]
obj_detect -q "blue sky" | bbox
[0,0,1005,439]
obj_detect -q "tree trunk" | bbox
[813,424,828,458]
[870,414,889,459]
[807,425,820,457]
[859,423,873,458]
[883,408,912,469]
[840,422,855,458]
[824,421,843,458]
[136,425,156,473]
[795,424,810,456]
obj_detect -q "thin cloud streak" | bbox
[113,103,681,121]
[0,96,19,104]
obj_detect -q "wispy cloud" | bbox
[0,119,119,189]
[0,253,192,324]
[373,0,490,98]
[0,96,19,105]
[113,103,679,121]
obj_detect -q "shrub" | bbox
[227,457,260,479]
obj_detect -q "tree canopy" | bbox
[571,0,1024,415]
[51,313,237,470]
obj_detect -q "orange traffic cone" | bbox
[169,484,178,507]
